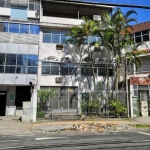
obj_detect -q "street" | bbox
[0,131,150,150]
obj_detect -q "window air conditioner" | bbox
[93,15,101,21]
[55,77,63,83]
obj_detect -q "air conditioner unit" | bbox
[93,15,101,21]
[55,77,63,83]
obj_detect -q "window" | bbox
[0,53,38,74]
[2,23,39,34]
[43,31,68,44]
[42,62,77,75]
[11,6,27,20]
[0,0,10,8]
[29,1,40,11]
[133,85,138,97]
[134,30,150,43]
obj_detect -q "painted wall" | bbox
[0,8,10,16]
[6,86,16,106]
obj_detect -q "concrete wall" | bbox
[40,16,83,28]
[0,8,10,16]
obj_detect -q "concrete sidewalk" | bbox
[133,117,150,125]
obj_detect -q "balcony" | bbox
[0,32,39,45]
[40,16,83,28]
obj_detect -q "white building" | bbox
[121,21,150,118]
[0,0,40,122]
[37,0,114,118]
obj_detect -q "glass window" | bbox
[9,23,19,33]
[27,67,37,74]
[52,35,60,43]
[51,66,59,75]
[5,0,11,8]
[0,54,5,65]
[20,24,29,33]
[5,66,16,73]
[98,68,106,76]
[3,23,8,32]
[17,54,27,66]
[16,66,26,74]
[143,34,149,42]
[30,25,39,34]
[6,54,16,65]
[42,66,50,74]
[29,2,34,10]
[43,34,51,43]
[142,30,149,35]
[81,67,89,76]
[35,2,40,10]
[0,0,5,7]
[28,55,38,66]
[135,36,142,43]
[0,66,4,73]
[135,32,141,36]
[42,62,50,65]
[60,64,68,75]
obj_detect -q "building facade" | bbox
[126,22,150,118]
[0,0,40,122]
[0,0,114,122]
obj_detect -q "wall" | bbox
[0,8,10,16]
[40,16,83,28]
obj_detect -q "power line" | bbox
[54,0,150,9]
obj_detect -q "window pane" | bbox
[52,35,60,43]
[0,0,5,7]
[35,3,40,10]
[6,54,16,65]
[3,23,8,32]
[81,67,89,76]
[42,66,50,74]
[134,90,138,97]
[98,68,106,76]
[43,34,51,43]
[5,66,16,73]
[68,67,76,75]
[9,23,19,33]
[27,67,37,74]
[50,62,59,66]
[89,68,97,76]
[30,25,39,34]
[143,35,149,42]
[5,0,11,8]
[28,55,38,66]
[60,64,68,75]
[20,24,29,33]
[0,54,5,65]
[51,66,59,75]
[29,2,34,10]
[0,66,4,73]
[42,62,50,65]
[135,36,142,43]
[17,54,27,66]
[135,32,141,36]
[16,66,26,74]
[142,30,149,35]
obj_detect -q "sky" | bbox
[82,0,150,24]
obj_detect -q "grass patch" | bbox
[129,124,150,128]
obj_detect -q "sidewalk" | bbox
[0,117,149,136]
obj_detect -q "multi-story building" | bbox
[0,0,114,122]
[122,21,150,118]
[0,0,40,122]
[37,0,113,119]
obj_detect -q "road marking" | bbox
[138,132,150,136]
[35,137,67,141]
[0,146,25,149]
[142,140,150,142]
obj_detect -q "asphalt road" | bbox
[0,131,150,150]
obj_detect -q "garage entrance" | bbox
[0,92,6,116]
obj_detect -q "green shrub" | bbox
[109,100,127,117]
[37,111,45,118]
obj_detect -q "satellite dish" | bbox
[0,23,4,32]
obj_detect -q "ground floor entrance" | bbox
[0,92,6,116]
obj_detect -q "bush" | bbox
[37,111,45,118]
[109,100,127,117]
